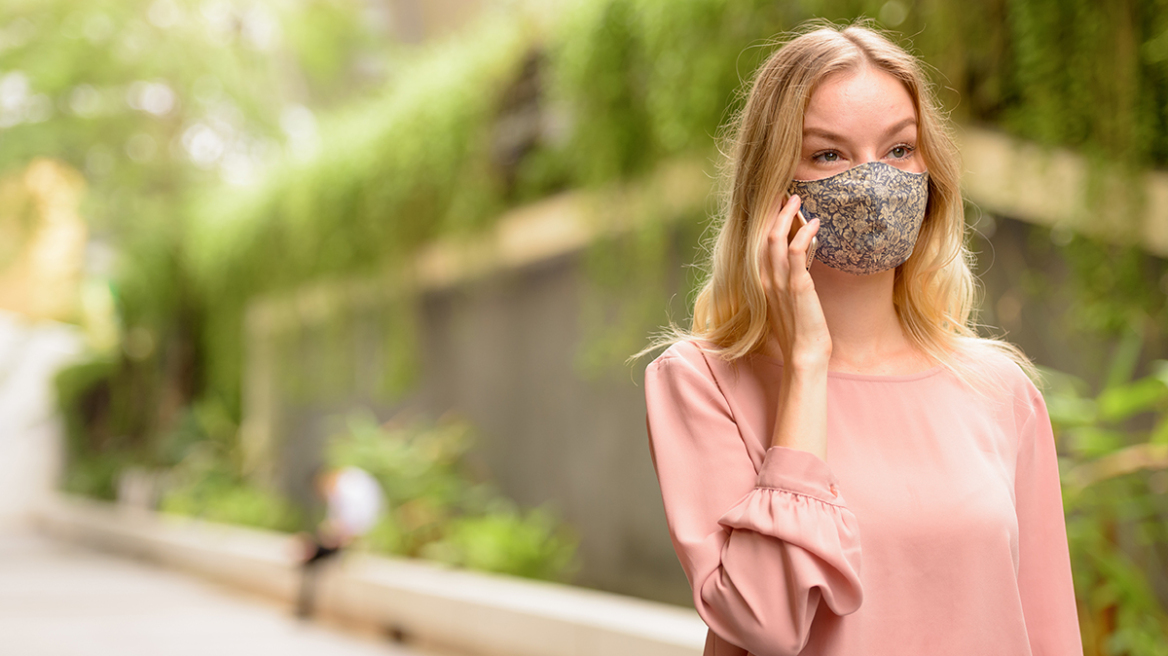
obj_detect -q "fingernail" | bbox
[790,194,800,204]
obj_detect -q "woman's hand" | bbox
[761,194,831,460]
[761,194,831,369]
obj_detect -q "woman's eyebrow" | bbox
[802,126,846,142]
[882,117,917,138]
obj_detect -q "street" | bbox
[0,529,433,656]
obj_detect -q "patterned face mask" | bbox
[788,162,929,275]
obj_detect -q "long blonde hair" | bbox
[653,20,1031,380]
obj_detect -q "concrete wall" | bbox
[408,253,687,602]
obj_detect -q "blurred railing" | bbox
[960,128,1168,256]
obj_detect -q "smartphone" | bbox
[787,203,819,269]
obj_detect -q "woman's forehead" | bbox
[802,68,917,139]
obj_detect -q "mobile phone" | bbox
[787,207,808,243]
[787,203,819,269]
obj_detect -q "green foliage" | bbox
[61,451,126,501]
[2,0,394,482]
[160,473,302,533]
[423,505,578,581]
[187,20,529,290]
[53,356,117,454]
[548,0,789,185]
[1043,331,1168,655]
[1061,235,1168,338]
[53,354,157,497]
[150,398,298,533]
[325,414,579,582]
[159,441,302,532]
[0,0,386,232]
[184,18,529,404]
[1002,0,1166,165]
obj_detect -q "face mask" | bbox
[788,161,929,275]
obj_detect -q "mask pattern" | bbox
[789,162,929,275]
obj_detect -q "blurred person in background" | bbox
[643,21,1081,656]
[296,465,383,619]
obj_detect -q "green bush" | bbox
[148,409,303,532]
[325,414,579,582]
[423,505,578,581]
[1042,330,1168,655]
[54,356,124,499]
[60,451,125,501]
[159,467,303,533]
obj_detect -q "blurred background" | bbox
[2,0,1168,653]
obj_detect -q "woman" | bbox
[643,22,1082,656]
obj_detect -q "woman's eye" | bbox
[813,151,840,163]
[889,145,914,159]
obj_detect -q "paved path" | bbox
[0,530,433,656]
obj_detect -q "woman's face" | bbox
[794,66,925,182]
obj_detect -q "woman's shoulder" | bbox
[951,338,1043,403]
[650,339,719,370]
[647,338,753,387]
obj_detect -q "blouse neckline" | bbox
[746,352,947,382]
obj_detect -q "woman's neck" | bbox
[811,264,929,375]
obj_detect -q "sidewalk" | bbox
[0,529,431,656]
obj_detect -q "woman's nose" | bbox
[855,148,879,165]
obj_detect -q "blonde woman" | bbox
[644,22,1082,655]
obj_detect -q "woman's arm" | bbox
[646,348,862,656]
[1014,385,1083,656]
[764,194,831,461]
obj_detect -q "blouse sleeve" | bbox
[645,349,863,656]
[1014,385,1083,655]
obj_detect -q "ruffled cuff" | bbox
[713,447,864,617]
[717,447,857,550]
[756,446,842,504]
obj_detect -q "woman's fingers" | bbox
[786,217,820,275]
[765,195,802,290]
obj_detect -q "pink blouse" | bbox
[645,341,1082,656]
